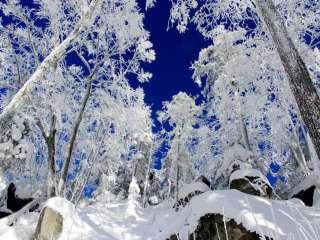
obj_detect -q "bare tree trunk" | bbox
[255,0,320,160]
[37,114,57,197]
[241,117,251,151]
[57,72,95,196]
[141,145,153,207]
[175,142,181,203]
[47,115,57,197]
[176,164,180,203]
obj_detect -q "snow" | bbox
[215,143,255,179]
[162,190,320,240]
[178,182,210,199]
[137,40,156,62]
[128,177,140,201]
[0,212,38,240]
[0,173,6,193]
[1,189,319,240]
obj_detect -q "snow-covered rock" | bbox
[37,197,81,240]
[33,207,63,240]
[229,168,270,186]
[1,189,320,240]
[178,182,210,200]
[229,169,272,198]
[290,173,320,206]
[174,182,210,210]
[6,183,34,212]
[169,213,260,240]
[148,195,159,205]
[165,190,320,240]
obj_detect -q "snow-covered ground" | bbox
[1,189,320,240]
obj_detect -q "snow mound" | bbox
[163,190,320,240]
[1,190,320,240]
[178,182,210,199]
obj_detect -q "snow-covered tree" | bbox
[0,0,155,202]
[158,92,201,200]
[166,0,319,195]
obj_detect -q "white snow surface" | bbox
[1,190,320,240]
[0,174,6,193]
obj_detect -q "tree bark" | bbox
[37,114,57,197]
[255,0,320,160]
[58,71,95,196]
[241,117,251,151]
[47,115,57,197]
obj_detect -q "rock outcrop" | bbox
[169,169,273,240]
[7,183,34,212]
[292,186,315,206]
[229,169,272,198]
[33,207,63,240]
[169,213,261,240]
[0,182,35,219]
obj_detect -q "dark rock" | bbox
[292,186,315,206]
[0,211,11,219]
[33,207,63,240]
[230,176,272,198]
[7,183,34,212]
[168,213,263,240]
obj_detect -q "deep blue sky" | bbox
[136,0,209,126]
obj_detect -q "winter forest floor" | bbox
[1,189,320,240]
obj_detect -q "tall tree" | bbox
[254,0,320,165]
[158,92,201,200]
[167,0,320,162]
[0,0,155,201]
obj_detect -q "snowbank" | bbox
[1,190,320,240]
[162,190,320,240]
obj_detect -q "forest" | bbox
[0,0,319,239]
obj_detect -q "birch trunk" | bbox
[255,0,320,160]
